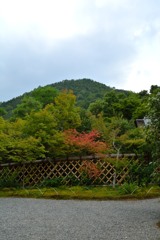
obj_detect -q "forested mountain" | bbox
[52,79,130,108]
[0,86,58,119]
[51,79,112,108]
[0,78,159,120]
[0,79,124,118]
[0,78,160,166]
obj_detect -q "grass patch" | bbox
[0,185,160,200]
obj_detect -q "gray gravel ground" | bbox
[0,198,159,240]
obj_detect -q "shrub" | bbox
[0,172,20,188]
[65,174,80,186]
[42,178,63,187]
[118,182,139,195]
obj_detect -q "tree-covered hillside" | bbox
[0,86,58,119]
[0,80,159,186]
[0,79,160,173]
[51,79,113,108]
[0,79,117,118]
[0,79,160,121]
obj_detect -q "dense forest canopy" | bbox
[0,79,128,118]
[0,79,160,166]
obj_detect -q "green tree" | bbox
[52,78,110,109]
[146,92,160,163]
[31,86,58,107]
[12,96,42,119]
[0,108,7,117]
[76,109,92,132]
[23,91,81,157]
[52,90,81,130]
[89,90,143,120]
[103,90,122,118]
[120,93,141,120]
[0,118,45,163]
[88,99,104,117]
[90,113,110,144]
[24,106,64,158]
[150,85,160,95]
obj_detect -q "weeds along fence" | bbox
[0,154,157,188]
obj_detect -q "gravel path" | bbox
[0,198,159,240]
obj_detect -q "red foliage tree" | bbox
[64,129,107,155]
[81,161,101,179]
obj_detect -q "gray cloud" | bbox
[0,0,160,101]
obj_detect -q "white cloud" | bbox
[0,0,160,101]
[95,0,128,8]
[0,0,93,43]
[123,30,160,92]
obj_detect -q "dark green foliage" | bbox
[51,79,111,108]
[30,86,58,107]
[127,159,157,186]
[1,86,58,119]
[0,170,20,188]
[102,90,123,117]
[0,178,19,188]
[150,85,160,94]
[118,182,139,194]
[146,93,160,163]
[12,97,42,119]
[65,174,80,186]
[76,109,92,132]
[0,108,7,117]
[42,175,79,187]
[0,95,24,119]
[138,90,149,98]
[80,172,93,185]
[2,78,111,117]
[89,89,147,120]
[120,94,141,120]
[0,78,148,120]
[88,99,104,117]
[42,178,64,187]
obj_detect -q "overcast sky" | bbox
[0,0,160,102]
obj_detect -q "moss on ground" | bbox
[0,185,160,200]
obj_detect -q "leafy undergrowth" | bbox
[0,185,160,200]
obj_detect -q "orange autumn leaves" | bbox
[64,129,108,155]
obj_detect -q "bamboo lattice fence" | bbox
[0,155,135,187]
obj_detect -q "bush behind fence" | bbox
[0,155,158,188]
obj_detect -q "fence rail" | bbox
[0,155,137,187]
[0,154,137,167]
